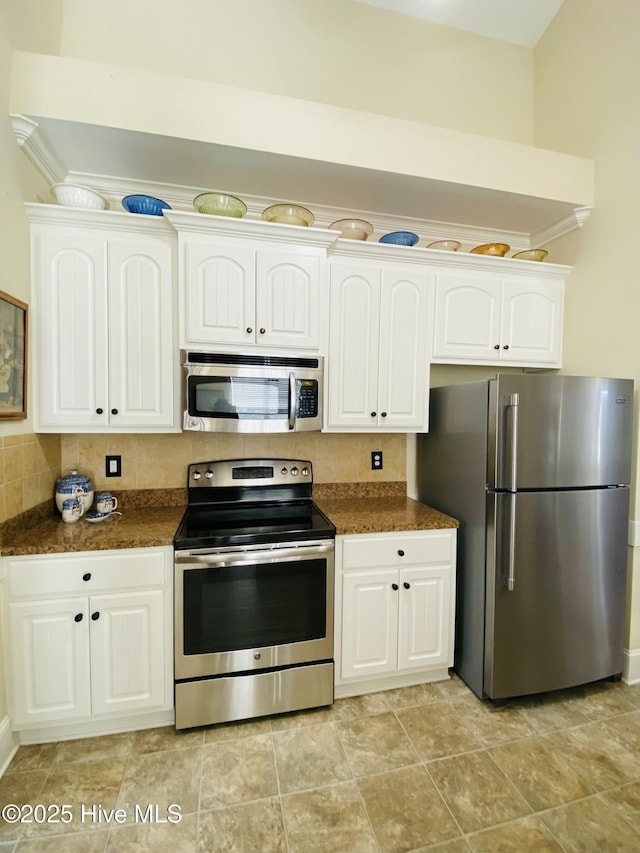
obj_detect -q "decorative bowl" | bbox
[329,218,374,241]
[512,249,549,262]
[426,240,462,252]
[51,183,107,210]
[122,194,171,216]
[379,231,419,246]
[262,204,314,227]
[470,242,510,257]
[194,192,247,217]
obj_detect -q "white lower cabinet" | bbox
[336,529,456,696]
[3,547,173,738]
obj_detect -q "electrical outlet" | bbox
[371,451,383,470]
[105,455,122,477]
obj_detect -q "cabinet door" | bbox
[432,274,501,362]
[378,268,431,430]
[89,590,166,716]
[108,238,176,428]
[397,567,450,670]
[183,240,256,346]
[256,250,321,349]
[327,263,381,429]
[10,598,91,726]
[341,570,398,679]
[501,279,564,365]
[34,233,109,429]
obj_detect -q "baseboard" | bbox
[14,708,175,745]
[622,648,640,684]
[0,715,19,777]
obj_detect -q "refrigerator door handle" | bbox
[505,393,520,492]
[505,393,519,591]
[506,492,517,591]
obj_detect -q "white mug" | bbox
[96,492,118,514]
[61,497,82,523]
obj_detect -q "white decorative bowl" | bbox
[426,240,462,252]
[51,184,107,210]
[329,219,374,241]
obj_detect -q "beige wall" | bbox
[58,0,534,144]
[0,0,63,726]
[534,0,640,655]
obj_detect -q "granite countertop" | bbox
[0,491,187,557]
[0,484,457,558]
[314,482,458,536]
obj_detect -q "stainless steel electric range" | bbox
[173,458,336,729]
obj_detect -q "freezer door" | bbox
[485,487,629,699]
[490,375,633,489]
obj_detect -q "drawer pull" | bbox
[91,611,100,621]
[397,549,405,557]
[403,581,411,590]
[74,613,83,623]
[82,573,91,582]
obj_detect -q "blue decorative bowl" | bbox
[122,194,171,216]
[379,231,419,246]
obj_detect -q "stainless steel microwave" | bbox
[182,352,324,433]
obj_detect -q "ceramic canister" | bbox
[55,469,94,513]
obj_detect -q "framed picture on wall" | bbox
[0,290,28,420]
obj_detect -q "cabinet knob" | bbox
[91,611,100,621]
[82,573,91,582]
[503,344,510,350]
[259,328,266,334]
[370,412,377,418]
[381,412,387,418]
[96,408,104,414]
[398,549,405,557]
[494,345,500,350]
[74,613,83,623]
[392,583,399,591]
[111,408,118,415]
[246,327,253,334]
[403,581,411,590]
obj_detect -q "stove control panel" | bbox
[187,459,313,488]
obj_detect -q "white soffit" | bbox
[352,0,565,47]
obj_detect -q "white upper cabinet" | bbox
[166,212,335,354]
[432,270,565,367]
[28,206,178,433]
[327,259,433,431]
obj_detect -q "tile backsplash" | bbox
[0,433,61,524]
[60,432,407,494]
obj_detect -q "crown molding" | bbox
[15,116,589,253]
[11,114,67,186]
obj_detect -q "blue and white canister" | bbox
[55,469,94,513]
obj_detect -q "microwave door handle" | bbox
[288,372,296,430]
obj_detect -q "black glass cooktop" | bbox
[174,501,335,550]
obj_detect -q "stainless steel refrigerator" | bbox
[417,374,633,700]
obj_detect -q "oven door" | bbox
[174,540,334,679]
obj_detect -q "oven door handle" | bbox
[176,542,334,569]
[288,371,296,431]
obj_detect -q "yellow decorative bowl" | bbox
[512,249,549,262]
[262,204,314,227]
[194,192,246,217]
[470,243,510,257]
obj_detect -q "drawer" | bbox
[342,530,455,571]
[8,549,167,599]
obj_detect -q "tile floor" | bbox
[0,674,639,852]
